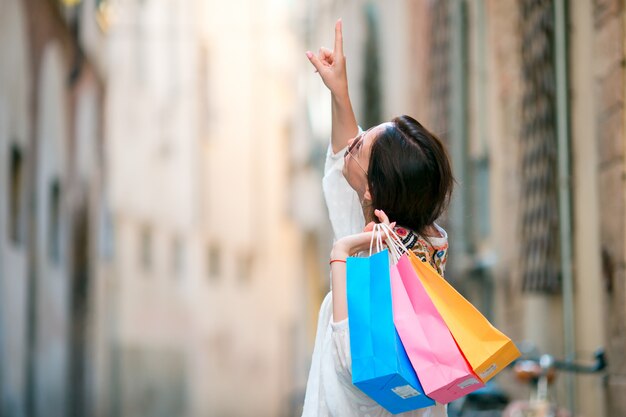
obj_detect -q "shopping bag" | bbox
[390,254,484,403]
[347,247,435,414]
[378,224,484,403]
[408,252,521,382]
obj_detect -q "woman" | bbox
[302,19,453,417]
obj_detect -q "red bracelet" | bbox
[329,259,347,265]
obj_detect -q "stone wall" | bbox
[594,0,626,415]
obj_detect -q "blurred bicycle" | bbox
[448,346,606,417]
[501,347,606,417]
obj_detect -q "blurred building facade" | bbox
[415,2,625,416]
[0,0,108,416]
[300,0,624,416]
[1,0,316,416]
[3,0,626,416]
[103,0,309,416]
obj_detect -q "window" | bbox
[429,0,452,147]
[362,3,382,128]
[140,226,153,272]
[171,237,184,278]
[472,157,491,240]
[198,43,212,137]
[9,146,24,245]
[98,200,115,261]
[519,0,561,293]
[207,243,221,281]
[237,251,254,284]
[49,179,62,264]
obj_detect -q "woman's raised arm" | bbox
[306,19,358,154]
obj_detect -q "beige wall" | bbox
[105,0,306,415]
[0,1,107,416]
[5,0,623,416]
[591,0,626,415]
[0,1,31,415]
[486,0,621,415]
[570,1,608,415]
[33,41,71,417]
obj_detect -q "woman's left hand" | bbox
[331,209,395,260]
[329,209,395,322]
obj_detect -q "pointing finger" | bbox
[334,18,343,56]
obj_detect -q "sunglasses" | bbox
[346,133,368,175]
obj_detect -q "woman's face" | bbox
[342,122,392,200]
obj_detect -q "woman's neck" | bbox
[361,200,373,224]
[359,200,442,239]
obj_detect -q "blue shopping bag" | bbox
[347,249,436,414]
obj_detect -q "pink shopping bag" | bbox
[391,254,484,403]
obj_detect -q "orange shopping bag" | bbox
[408,253,520,382]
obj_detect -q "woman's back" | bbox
[300,142,448,417]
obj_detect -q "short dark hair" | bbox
[367,115,454,236]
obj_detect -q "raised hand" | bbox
[306,18,358,153]
[306,19,348,98]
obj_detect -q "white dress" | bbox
[301,144,448,417]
